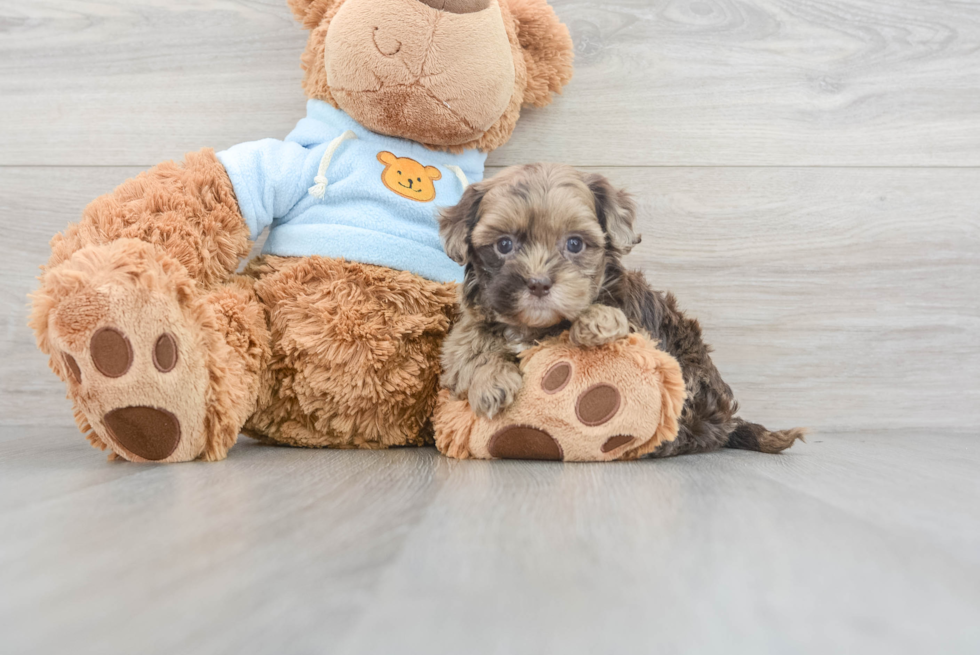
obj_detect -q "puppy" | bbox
[438,163,804,457]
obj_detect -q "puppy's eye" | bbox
[565,236,585,254]
[496,237,514,255]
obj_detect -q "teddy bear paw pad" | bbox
[103,406,182,462]
[488,425,563,461]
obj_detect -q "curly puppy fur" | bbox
[438,163,805,456]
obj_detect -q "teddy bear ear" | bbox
[506,0,575,107]
[287,0,341,29]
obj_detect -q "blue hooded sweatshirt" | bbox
[217,100,486,284]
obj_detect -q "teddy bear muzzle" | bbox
[325,0,515,146]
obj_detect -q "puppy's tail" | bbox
[726,418,807,454]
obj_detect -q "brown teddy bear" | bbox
[29,0,574,463]
[433,333,688,462]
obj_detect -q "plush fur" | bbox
[47,149,251,289]
[439,163,806,457]
[30,1,573,462]
[242,255,457,450]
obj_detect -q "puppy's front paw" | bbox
[570,305,630,347]
[468,360,524,419]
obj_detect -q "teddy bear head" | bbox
[288,0,574,152]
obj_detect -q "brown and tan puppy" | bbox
[439,163,805,457]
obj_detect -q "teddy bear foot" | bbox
[481,380,638,461]
[32,240,230,463]
[433,333,688,462]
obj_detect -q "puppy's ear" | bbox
[439,182,488,265]
[583,173,641,254]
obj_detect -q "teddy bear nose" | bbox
[416,0,490,14]
[527,277,553,298]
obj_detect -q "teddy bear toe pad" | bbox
[541,361,572,393]
[601,435,635,453]
[576,384,622,426]
[90,327,134,378]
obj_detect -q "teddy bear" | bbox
[29,0,574,463]
[433,333,688,462]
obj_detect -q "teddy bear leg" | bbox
[241,256,457,449]
[31,240,269,462]
[29,149,263,461]
[45,149,252,289]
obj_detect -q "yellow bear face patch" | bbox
[377,151,442,203]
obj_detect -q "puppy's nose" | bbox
[417,0,490,13]
[527,277,553,298]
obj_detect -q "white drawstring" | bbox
[308,130,358,199]
[445,164,469,190]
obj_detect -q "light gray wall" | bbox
[1,0,978,432]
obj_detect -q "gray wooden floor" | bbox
[1,1,978,653]
[1,427,978,655]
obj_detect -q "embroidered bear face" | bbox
[377,151,442,202]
